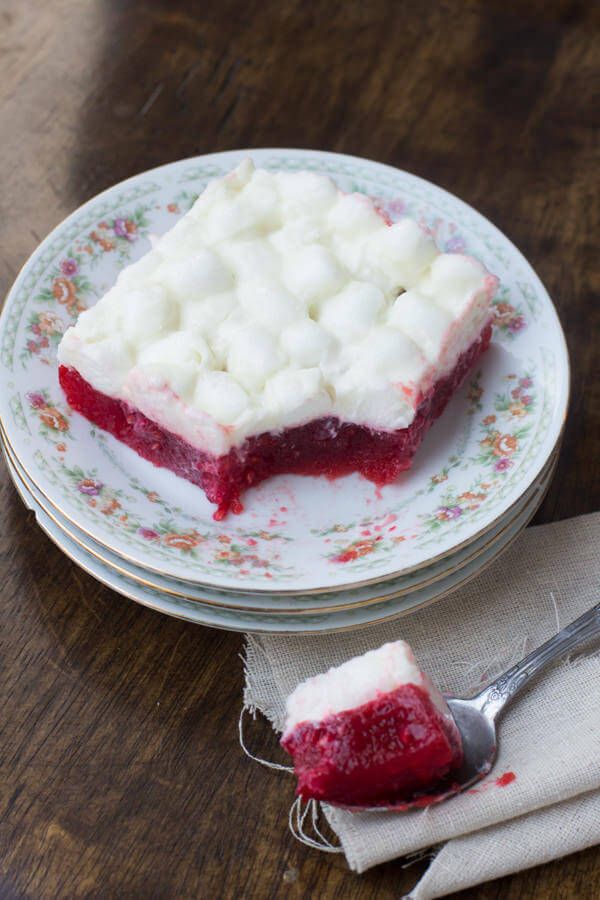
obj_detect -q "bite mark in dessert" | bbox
[58,160,497,518]
[280,641,463,807]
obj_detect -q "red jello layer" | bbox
[58,323,491,519]
[281,683,463,806]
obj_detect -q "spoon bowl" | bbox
[444,696,497,791]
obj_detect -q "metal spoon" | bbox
[339,601,600,812]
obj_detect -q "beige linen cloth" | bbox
[243,512,600,897]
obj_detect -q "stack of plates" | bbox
[0,150,569,634]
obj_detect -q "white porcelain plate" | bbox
[3,434,556,615]
[5,446,553,634]
[0,149,568,593]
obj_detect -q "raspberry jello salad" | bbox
[281,641,463,807]
[58,160,497,518]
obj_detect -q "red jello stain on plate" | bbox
[496,771,517,788]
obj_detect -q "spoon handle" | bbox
[476,601,600,721]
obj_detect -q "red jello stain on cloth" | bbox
[59,324,491,519]
[496,771,517,788]
[469,771,517,795]
[281,683,463,806]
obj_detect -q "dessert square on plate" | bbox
[58,160,497,519]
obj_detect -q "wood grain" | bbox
[0,1,598,896]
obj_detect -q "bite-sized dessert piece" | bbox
[58,160,497,519]
[281,641,463,806]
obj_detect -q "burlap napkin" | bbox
[243,512,600,897]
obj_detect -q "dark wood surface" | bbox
[1,1,598,897]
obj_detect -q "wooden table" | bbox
[1,2,598,896]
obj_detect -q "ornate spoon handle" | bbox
[475,601,600,721]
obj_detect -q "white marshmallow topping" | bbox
[58,160,497,455]
[282,640,450,736]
